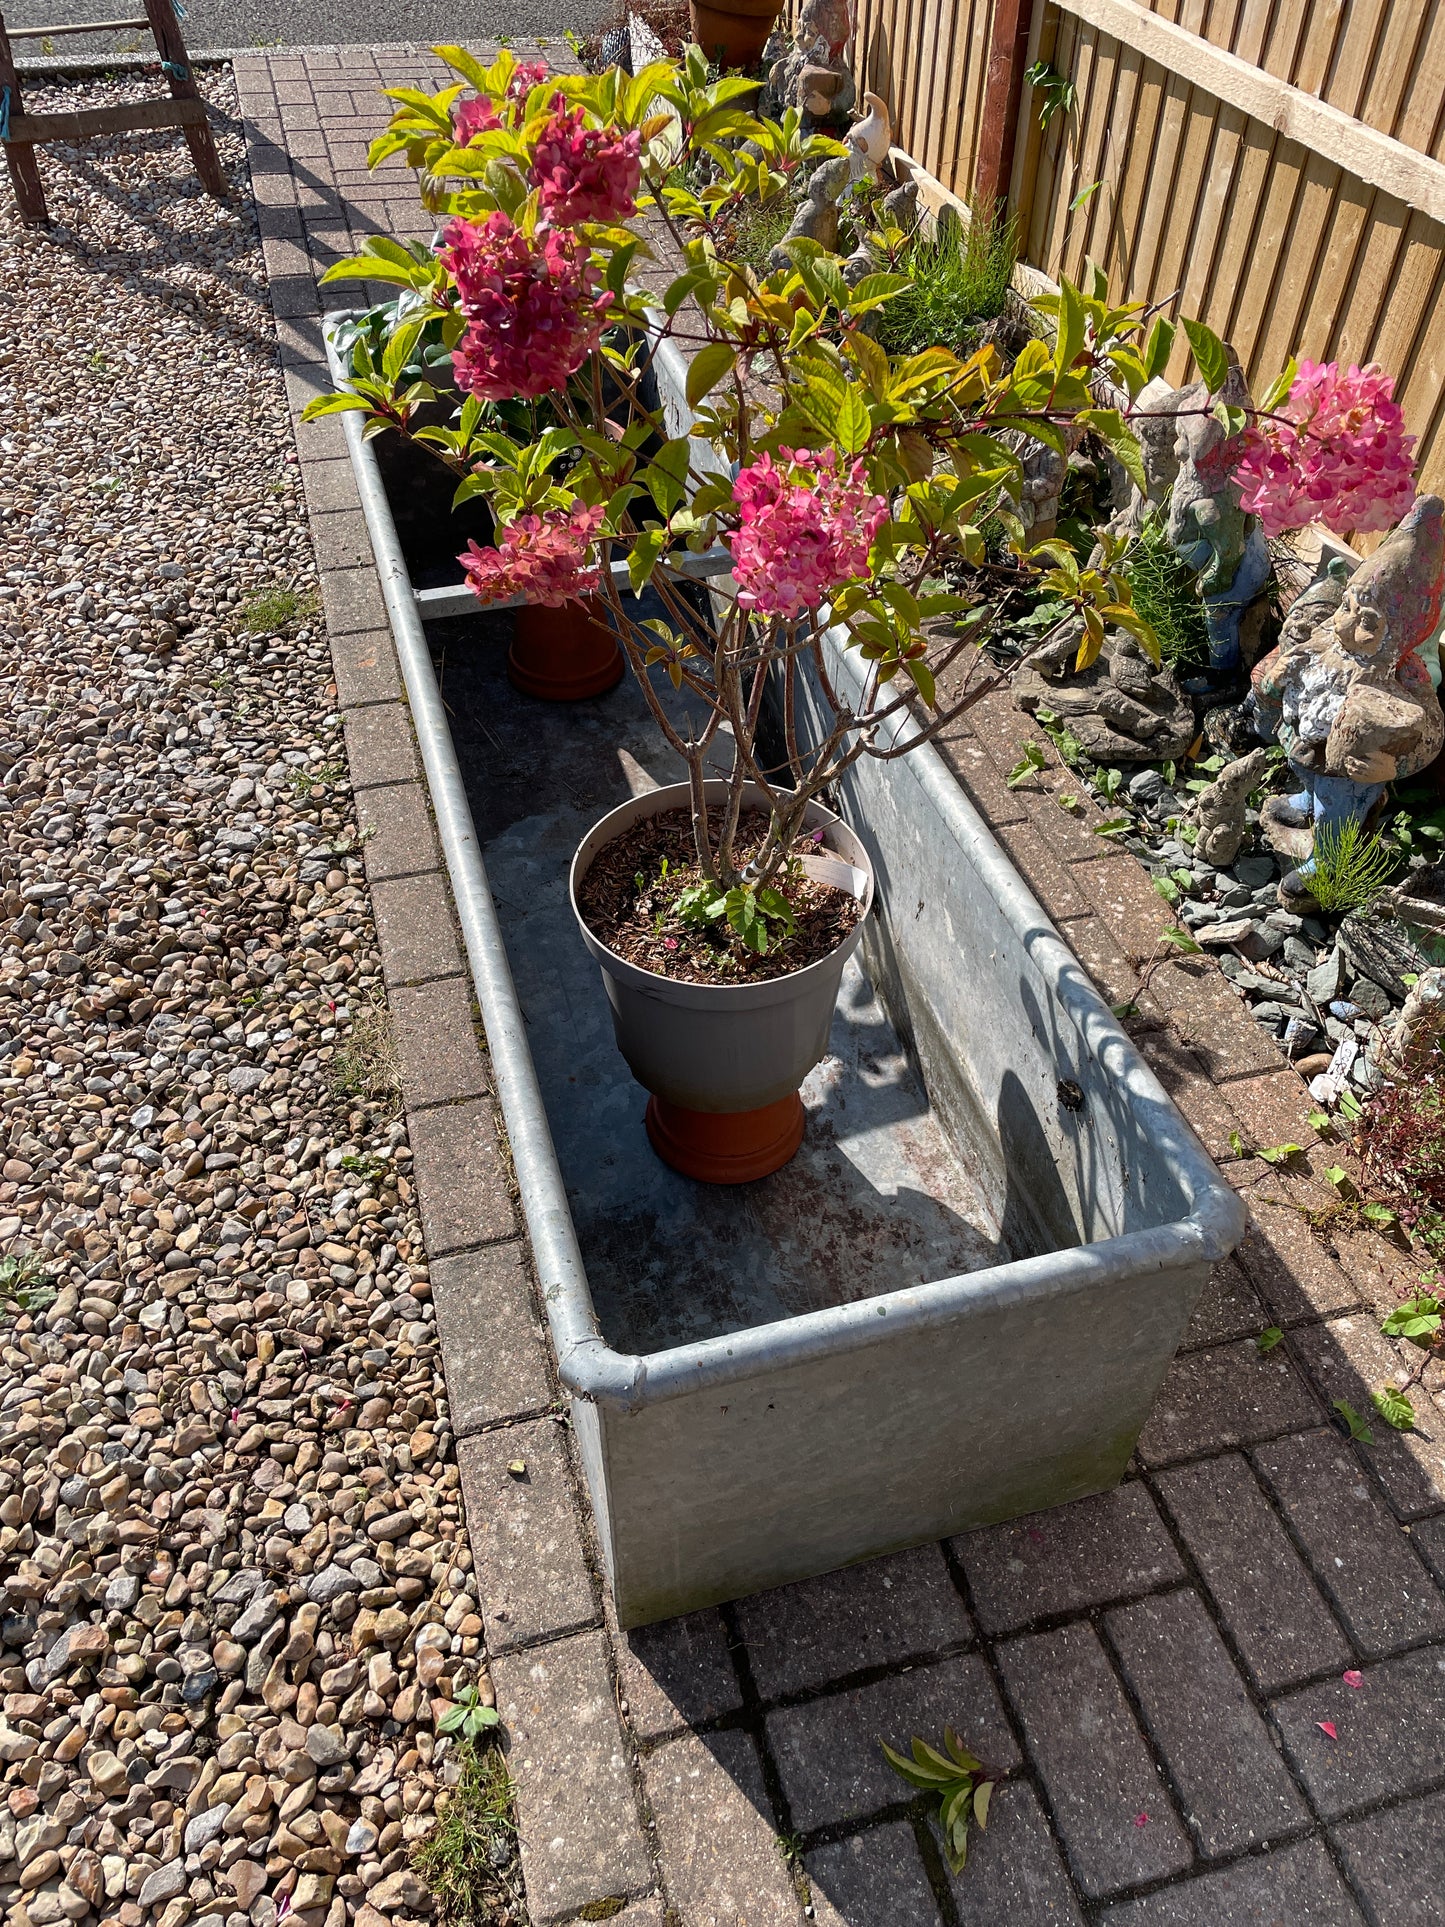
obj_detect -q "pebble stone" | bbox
[0,68,499,1927]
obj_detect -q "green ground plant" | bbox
[873,202,1020,359]
[411,1742,525,1925]
[1122,509,1211,671]
[1307,820,1400,915]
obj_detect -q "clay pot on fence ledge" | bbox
[508,594,624,701]
[688,0,783,73]
[570,779,875,1183]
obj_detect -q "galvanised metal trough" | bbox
[326,323,1246,1629]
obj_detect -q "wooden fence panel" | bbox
[848,0,1445,494]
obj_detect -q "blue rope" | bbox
[172,0,187,15]
[160,59,188,78]
[0,86,10,144]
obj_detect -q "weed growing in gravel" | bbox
[289,761,347,797]
[242,584,319,635]
[330,997,401,1108]
[0,1252,56,1317]
[411,1743,525,1926]
[1307,820,1400,914]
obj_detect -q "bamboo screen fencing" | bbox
[848,0,1445,493]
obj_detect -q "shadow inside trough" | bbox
[428,608,1017,1354]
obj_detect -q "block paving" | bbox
[233,42,1445,1922]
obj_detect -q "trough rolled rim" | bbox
[325,314,1248,1416]
[568,776,875,1008]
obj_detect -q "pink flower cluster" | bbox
[1234,359,1417,536]
[529,101,642,225]
[460,502,605,607]
[725,449,888,619]
[451,62,552,144]
[440,212,612,400]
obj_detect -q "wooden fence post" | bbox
[974,0,1035,209]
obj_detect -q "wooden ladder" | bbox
[0,0,226,225]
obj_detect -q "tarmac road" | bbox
[6,0,611,61]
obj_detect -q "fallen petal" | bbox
[1134,1813,1149,1827]
[1343,1671,1364,1689]
[1318,1721,1338,1740]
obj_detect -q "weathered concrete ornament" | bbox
[1254,493,1445,907]
[1165,355,1271,680]
[1015,630,1196,763]
[1191,746,1273,868]
[765,0,856,126]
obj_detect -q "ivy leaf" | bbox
[1181,317,1230,394]
[1006,743,1048,788]
[1372,1385,1416,1432]
[1381,1295,1442,1344]
[1257,1143,1304,1166]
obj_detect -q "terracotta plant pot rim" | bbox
[569,780,875,1005]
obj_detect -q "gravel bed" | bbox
[0,72,500,1927]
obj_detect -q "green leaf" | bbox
[685,342,737,408]
[1258,1142,1304,1166]
[1006,742,1048,788]
[973,1780,994,1829]
[1080,407,1147,495]
[1055,277,1085,373]
[1372,1385,1416,1432]
[1258,356,1298,414]
[836,384,871,456]
[1228,1130,1248,1157]
[1162,925,1201,953]
[300,393,374,420]
[1333,1398,1375,1444]
[1153,875,1180,904]
[1256,1326,1284,1354]
[1143,316,1176,379]
[627,527,667,594]
[1093,816,1130,837]
[1381,1295,1442,1343]
[1181,317,1230,393]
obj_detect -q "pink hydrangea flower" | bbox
[439,213,612,401]
[459,502,605,607]
[452,94,501,144]
[507,59,550,102]
[529,102,642,225]
[725,448,887,620]
[451,63,550,143]
[1234,359,1417,536]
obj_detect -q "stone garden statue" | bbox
[1253,493,1445,908]
[1014,629,1197,763]
[1191,745,1273,868]
[1165,354,1273,682]
[765,0,856,126]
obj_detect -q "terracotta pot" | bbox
[570,779,875,1183]
[688,0,782,71]
[508,596,624,702]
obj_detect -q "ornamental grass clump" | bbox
[304,43,1367,963]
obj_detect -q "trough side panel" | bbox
[599,1254,1209,1628]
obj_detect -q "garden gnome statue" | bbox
[1166,354,1272,682]
[1253,493,1445,909]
